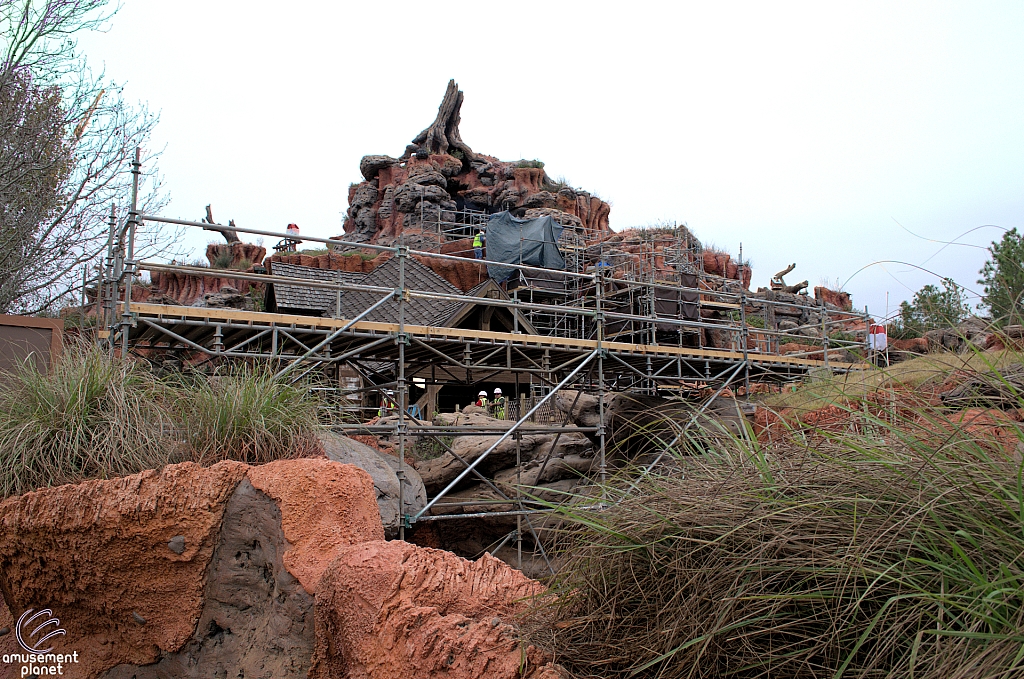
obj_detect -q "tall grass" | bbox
[170,364,323,465]
[0,344,180,497]
[0,347,326,497]
[761,349,1023,414]
[526,373,1024,678]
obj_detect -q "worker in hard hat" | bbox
[377,389,397,418]
[472,228,485,259]
[475,390,488,408]
[492,387,506,419]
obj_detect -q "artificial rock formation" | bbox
[0,458,558,679]
[310,541,561,679]
[0,460,380,677]
[416,412,594,497]
[319,432,427,538]
[343,80,612,248]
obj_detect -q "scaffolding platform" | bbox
[126,302,866,380]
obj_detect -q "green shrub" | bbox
[413,435,452,461]
[891,278,970,339]
[210,251,234,269]
[246,285,265,312]
[170,364,323,465]
[0,344,179,497]
[517,159,545,169]
[728,310,766,328]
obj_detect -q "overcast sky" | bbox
[78,1,1024,320]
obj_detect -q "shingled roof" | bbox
[339,256,463,326]
[267,262,362,316]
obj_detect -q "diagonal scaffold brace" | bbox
[412,348,600,522]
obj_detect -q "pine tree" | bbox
[978,228,1024,327]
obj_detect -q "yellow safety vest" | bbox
[473,233,483,248]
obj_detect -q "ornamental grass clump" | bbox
[171,364,323,464]
[0,343,178,497]
[527,384,1024,678]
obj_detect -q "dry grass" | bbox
[0,346,326,497]
[169,364,323,465]
[0,344,181,497]
[526,363,1024,678]
[760,349,1024,414]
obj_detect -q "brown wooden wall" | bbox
[0,315,63,375]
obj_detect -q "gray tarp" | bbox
[485,211,565,282]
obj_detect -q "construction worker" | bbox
[377,390,396,417]
[473,228,485,259]
[492,387,506,419]
[475,390,488,408]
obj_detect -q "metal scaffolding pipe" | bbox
[414,349,599,520]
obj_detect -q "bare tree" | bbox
[0,0,179,315]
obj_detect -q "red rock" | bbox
[205,242,266,269]
[891,337,929,353]
[0,461,249,677]
[310,541,561,679]
[914,408,1021,455]
[247,459,384,593]
[0,459,385,678]
[814,286,852,311]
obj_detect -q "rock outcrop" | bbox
[319,432,427,538]
[310,541,561,679]
[0,460,380,677]
[342,80,612,248]
[0,458,556,678]
[416,412,594,497]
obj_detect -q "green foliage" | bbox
[210,251,234,269]
[296,247,329,256]
[246,285,265,312]
[449,148,465,160]
[413,435,452,461]
[828,329,857,344]
[728,311,766,328]
[339,250,378,261]
[978,228,1024,327]
[210,253,253,271]
[517,159,545,169]
[889,278,970,340]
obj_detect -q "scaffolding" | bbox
[93,154,873,570]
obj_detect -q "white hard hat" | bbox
[478,390,487,396]
[494,387,502,394]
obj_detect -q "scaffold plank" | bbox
[125,302,867,370]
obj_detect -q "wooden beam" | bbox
[124,303,867,370]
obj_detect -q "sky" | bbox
[77,1,1024,320]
